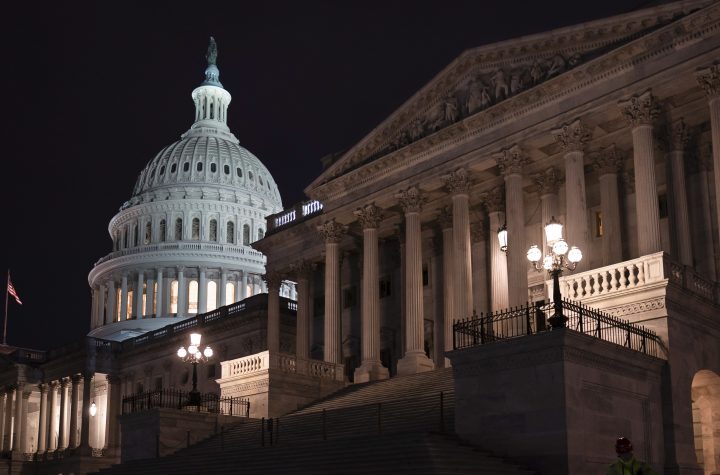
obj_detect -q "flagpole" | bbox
[3,269,9,346]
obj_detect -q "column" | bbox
[177,267,186,318]
[198,267,207,314]
[696,66,720,269]
[471,224,489,315]
[0,392,5,452]
[495,146,529,307]
[264,272,282,354]
[293,261,312,360]
[354,204,389,382]
[104,375,121,456]
[119,274,128,321]
[135,271,144,318]
[619,90,662,255]
[90,288,99,329]
[438,208,454,365]
[689,146,716,279]
[79,374,92,451]
[445,168,474,320]
[106,280,116,324]
[219,269,227,307]
[58,378,68,450]
[667,120,694,266]
[155,268,164,317]
[146,274,155,317]
[19,390,29,453]
[37,384,48,454]
[552,119,590,267]
[591,145,624,265]
[240,272,248,300]
[484,187,509,311]
[317,219,346,364]
[69,375,81,448]
[396,187,435,375]
[12,383,23,452]
[47,382,58,452]
[2,388,12,450]
[533,167,561,253]
[97,284,106,326]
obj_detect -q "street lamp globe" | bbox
[543,255,553,270]
[552,239,569,255]
[188,345,198,356]
[203,346,213,358]
[568,246,583,263]
[177,347,187,358]
[527,245,542,263]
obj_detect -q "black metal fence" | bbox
[453,299,663,358]
[122,389,250,417]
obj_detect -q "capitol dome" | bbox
[87,38,284,341]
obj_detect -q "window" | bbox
[209,219,217,242]
[133,225,139,247]
[236,167,242,178]
[226,221,235,244]
[175,218,183,240]
[170,280,179,314]
[259,176,264,185]
[225,282,235,306]
[224,164,230,175]
[124,227,129,248]
[243,224,250,245]
[171,163,177,173]
[144,221,152,245]
[153,282,157,315]
[595,211,603,238]
[159,165,165,175]
[197,162,203,172]
[159,219,166,242]
[141,282,147,316]
[211,163,217,173]
[127,290,134,320]
[116,288,121,321]
[183,162,190,172]
[188,280,198,314]
[207,281,217,311]
[249,171,254,180]
[150,169,155,179]
[192,218,200,240]
[258,228,265,240]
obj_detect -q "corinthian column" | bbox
[667,118,693,266]
[689,146,716,279]
[591,145,624,265]
[12,383,23,453]
[317,219,347,364]
[444,168,473,321]
[292,261,312,361]
[484,187,509,311]
[495,145,529,307]
[177,267,186,318]
[619,90,662,255]
[37,384,48,454]
[396,187,434,376]
[438,208,454,363]
[263,271,282,354]
[697,65,720,268]
[46,382,58,452]
[58,379,68,450]
[106,280,116,323]
[135,271,144,318]
[353,204,389,382]
[119,274,128,321]
[198,267,207,314]
[552,119,590,267]
[156,268,164,317]
[69,375,81,448]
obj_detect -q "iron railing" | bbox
[453,299,663,358]
[122,389,250,417]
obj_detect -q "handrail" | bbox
[453,299,663,358]
[122,388,250,417]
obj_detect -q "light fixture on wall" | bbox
[527,216,582,328]
[497,223,508,253]
[89,376,97,417]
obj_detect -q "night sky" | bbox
[1,1,651,350]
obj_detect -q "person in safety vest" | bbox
[605,437,657,475]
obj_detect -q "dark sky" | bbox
[0,0,650,350]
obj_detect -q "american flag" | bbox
[7,278,22,305]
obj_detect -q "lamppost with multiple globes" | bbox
[526,216,582,328]
[177,333,213,406]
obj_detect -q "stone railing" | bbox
[266,199,324,235]
[95,241,265,265]
[221,350,344,382]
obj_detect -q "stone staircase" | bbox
[95,369,536,475]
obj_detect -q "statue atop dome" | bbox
[206,37,218,66]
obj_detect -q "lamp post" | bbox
[177,333,213,406]
[527,216,582,328]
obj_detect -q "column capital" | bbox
[263,270,284,289]
[48,380,59,389]
[551,118,591,152]
[437,206,453,230]
[354,204,383,229]
[481,186,505,213]
[696,64,720,98]
[22,390,31,399]
[669,118,689,152]
[39,383,48,394]
[290,259,314,280]
[71,374,82,385]
[618,90,659,127]
[493,145,527,176]
[317,219,348,243]
[396,186,425,213]
[591,144,624,175]
[198,266,207,274]
[532,167,562,196]
[443,168,471,195]
[177,265,185,274]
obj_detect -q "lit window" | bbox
[141,283,147,316]
[595,212,603,238]
[227,221,235,244]
[225,282,235,306]
[127,291,134,320]
[116,288,121,321]
[192,218,200,240]
[209,219,217,242]
[188,280,198,314]
[170,280,179,314]
[153,282,157,315]
[207,281,217,311]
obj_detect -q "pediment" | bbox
[306,0,712,196]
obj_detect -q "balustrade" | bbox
[220,350,343,382]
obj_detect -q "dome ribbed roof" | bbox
[131,135,282,207]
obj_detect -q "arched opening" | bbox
[144,221,152,245]
[207,281,217,311]
[692,370,720,474]
[225,282,235,306]
[127,290,134,320]
[133,225,139,247]
[243,224,250,245]
[175,218,183,241]
[188,280,199,314]
[209,219,217,242]
[170,280,179,314]
[159,219,166,242]
[227,221,235,244]
[192,218,200,240]
[258,228,265,240]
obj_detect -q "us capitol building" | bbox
[0,2,720,474]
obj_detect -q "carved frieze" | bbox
[618,90,660,128]
[533,167,562,196]
[591,144,624,176]
[551,119,591,152]
[494,145,527,176]
[396,187,425,214]
[317,219,348,244]
[696,64,720,98]
[354,204,383,229]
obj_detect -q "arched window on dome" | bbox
[159,219,166,242]
[211,163,217,173]
[192,218,200,240]
[197,162,203,172]
[133,224,139,247]
[227,221,235,244]
[225,282,234,306]
[258,228,265,241]
[209,219,217,242]
[144,221,152,245]
[207,281,217,311]
[170,280,178,314]
[243,224,250,246]
[183,162,190,172]
[175,218,183,241]
[123,227,129,249]
[224,164,230,175]
[160,165,165,176]
[210,102,214,120]
[188,280,198,314]
[236,168,243,178]
[171,163,177,174]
